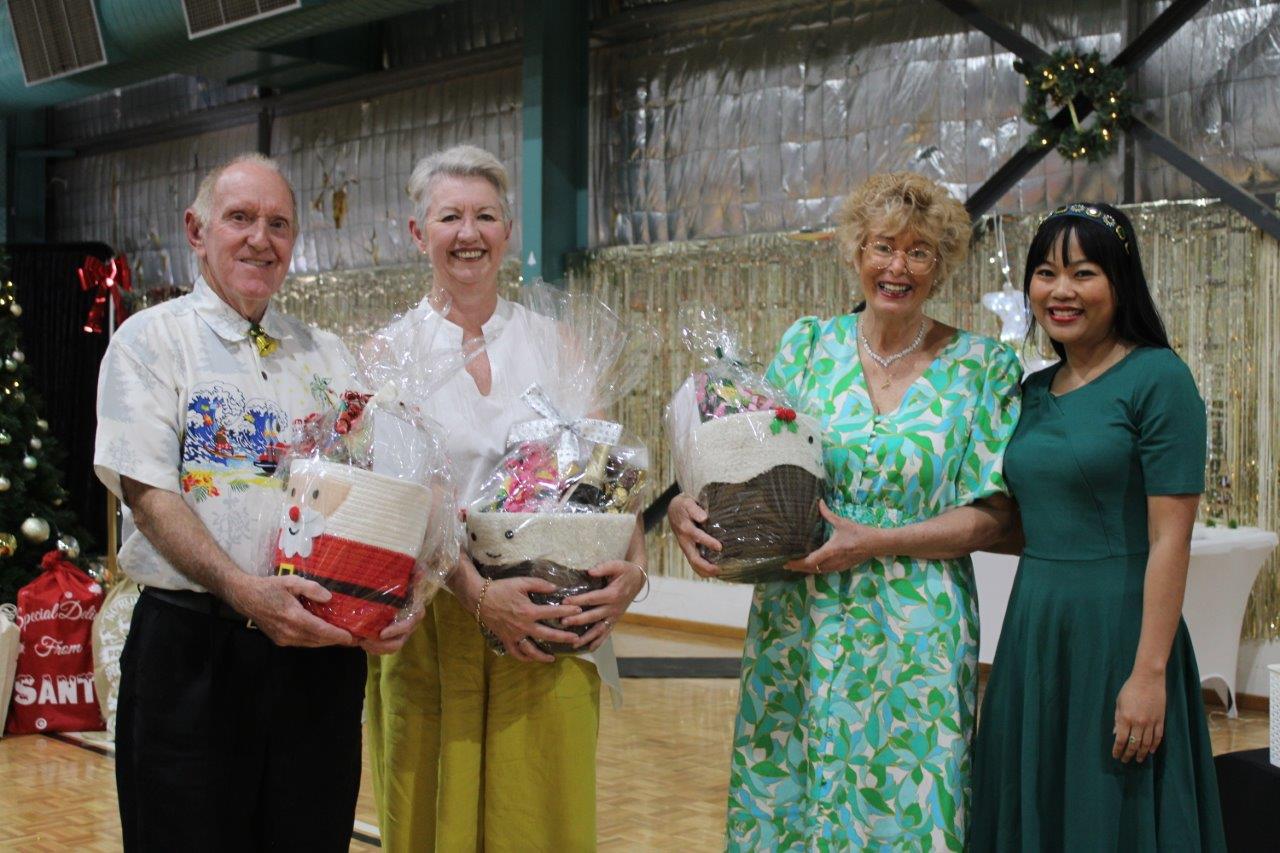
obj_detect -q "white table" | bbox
[974,525,1278,718]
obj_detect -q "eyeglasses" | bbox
[861,241,939,275]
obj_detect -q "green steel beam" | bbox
[520,0,588,283]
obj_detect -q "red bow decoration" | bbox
[78,254,132,335]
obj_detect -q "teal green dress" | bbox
[970,347,1227,851]
[727,316,1022,851]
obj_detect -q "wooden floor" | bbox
[0,624,1269,851]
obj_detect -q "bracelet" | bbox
[474,578,492,624]
[632,563,651,603]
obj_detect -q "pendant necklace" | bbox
[861,318,930,390]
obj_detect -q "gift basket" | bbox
[262,301,466,640]
[665,308,826,583]
[468,284,655,655]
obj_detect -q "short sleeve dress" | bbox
[969,347,1227,851]
[726,314,1022,851]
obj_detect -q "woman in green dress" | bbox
[969,203,1227,851]
[669,172,1023,850]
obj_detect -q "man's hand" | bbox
[225,573,356,648]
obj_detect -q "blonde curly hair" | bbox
[834,172,971,283]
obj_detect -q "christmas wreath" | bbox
[1015,49,1133,163]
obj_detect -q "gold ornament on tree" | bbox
[0,533,16,557]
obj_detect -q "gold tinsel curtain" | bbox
[278,200,1279,641]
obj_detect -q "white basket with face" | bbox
[466,510,636,570]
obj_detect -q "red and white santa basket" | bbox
[275,458,440,639]
[268,388,458,640]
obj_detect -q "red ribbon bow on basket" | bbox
[78,254,132,335]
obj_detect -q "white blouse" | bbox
[377,294,622,701]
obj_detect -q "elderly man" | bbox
[95,153,392,852]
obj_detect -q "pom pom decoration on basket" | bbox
[466,283,657,655]
[666,308,826,583]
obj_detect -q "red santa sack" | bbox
[5,551,105,734]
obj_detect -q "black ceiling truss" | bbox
[936,0,1280,241]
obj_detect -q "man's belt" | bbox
[141,586,256,629]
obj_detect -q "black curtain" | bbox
[4,242,114,551]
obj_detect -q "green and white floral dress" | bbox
[727,315,1021,851]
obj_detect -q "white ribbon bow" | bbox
[506,384,623,471]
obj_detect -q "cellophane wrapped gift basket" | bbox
[260,302,466,640]
[468,284,656,655]
[665,308,826,583]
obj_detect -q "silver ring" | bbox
[517,637,531,646]
[1127,735,1137,744]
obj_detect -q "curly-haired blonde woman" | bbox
[669,172,1023,850]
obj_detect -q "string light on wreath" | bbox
[1015,48,1133,162]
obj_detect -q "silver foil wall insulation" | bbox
[48,0,1280,278]
[51,68,522,289]
[50,123,259,290]
[50,74,261,144]
[270,66,523,276]
[591,0,1280,244]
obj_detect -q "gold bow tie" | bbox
[248,322,279,357]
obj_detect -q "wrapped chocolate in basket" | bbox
[666,308,825,583]
[467,284,655,655]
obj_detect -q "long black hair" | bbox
[1023,202,1171,360]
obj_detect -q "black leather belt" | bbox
[141,586,256,629]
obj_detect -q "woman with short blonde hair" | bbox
[365,144,647,852]
[670,171,1024,849]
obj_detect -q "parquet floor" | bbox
[0,624,1268,852]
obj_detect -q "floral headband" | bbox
[1039,203,1130,254]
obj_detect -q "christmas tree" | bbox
[0,260,89,603]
